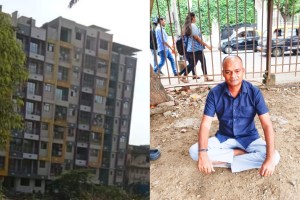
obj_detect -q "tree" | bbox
[274,0,300,22]
[68,0,79,8]
[47,169,142,200]
[151,0,255,36]
[0,13,27,146]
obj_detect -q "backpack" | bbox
[150,30,158,50]
[176,35,188,56]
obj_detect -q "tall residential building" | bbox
[125,145,150,195]
[0,10,139,193]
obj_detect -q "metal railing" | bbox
[151,0,300,87]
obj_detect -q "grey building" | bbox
[0,10,139,193]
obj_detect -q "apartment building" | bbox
[125,145,150,188]
[0,10,139,193]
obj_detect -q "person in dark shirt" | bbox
[150,21,159,69]
[189,55,280,176]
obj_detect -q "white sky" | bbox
[0,0,150,145]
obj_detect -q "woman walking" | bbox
[179,12,212,82]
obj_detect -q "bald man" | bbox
[189,55,280,177]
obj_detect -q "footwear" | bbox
[150,149,161,161]
[159,71,165,76]
[174,73,178,76]
[204,76,213,82]
[180,77,188,83]
[192,76,201,80]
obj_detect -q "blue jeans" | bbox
[154,49,177,75]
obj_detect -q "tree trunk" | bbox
[150,65,170,106]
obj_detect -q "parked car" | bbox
[219,27,260,54]
[220,23,256,40]
[257,25,300,56]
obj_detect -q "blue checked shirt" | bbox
[155,25,169,53]
[204,80,269,148]
[187,23,204,52]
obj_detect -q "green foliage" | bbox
[47,169,142,200]
[275,0,300,21]
[151,0,256,36]
[0,13,27,146]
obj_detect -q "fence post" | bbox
[264,0,274,84]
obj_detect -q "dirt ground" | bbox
[150,82,300,200]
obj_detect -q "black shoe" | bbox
[174,73,178,76]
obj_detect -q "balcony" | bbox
[29,52,45,61]
[75,159,87,166]
[24,132,39,141]
[25,110,41,121]
[75,153,87,166]
[23,153,38,160]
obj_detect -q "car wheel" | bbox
[272,48,282,57]
[254,46,258,52]
[224,46,233,54]
[292,50,298,55]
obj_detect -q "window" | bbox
[60,27,71,42]
[76,32,82,40]
[40,161,46,168]
[71,89,77,97]
[100,39,108,50]
[26,102,34,114]
[58,66,69,81]
[43,103,50,111]
[65,162,71,170]
[66,143,73,152]
[29,62,37,74]
[73,71,79,79]
[68,128,75,137]
[0,157,5,169]
[120,136,126,143]
[56,87,68,101]
[45,63,53,72]
[20,178,30,186]
[127,68,132,74]
[74,53,80,60]
[48,43,54,52]
[35,179,42,187]
[41,123,48,130]
[125,85,131,91]
[45,84,52,92]
[41,142,47,149]
[27,82,36,95]
[90,149,98,157]
[30,42,38,53]
[95,95,104,104]
[123,102,129,109]
[96,79,104,87]
[69,108,76,116]
[122,120,127,127]
[98,59,107,73]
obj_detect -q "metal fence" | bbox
[150,0,300,87]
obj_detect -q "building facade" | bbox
[0,10,139,193]
[125,145,150,195]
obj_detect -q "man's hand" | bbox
[259,159,275,177]
[198,152,215,174]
